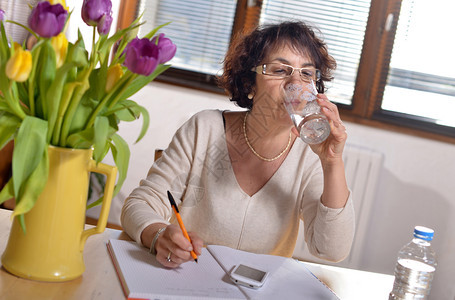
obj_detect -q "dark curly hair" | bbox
[217,21,337,109]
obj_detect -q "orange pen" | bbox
[167,191,198,262]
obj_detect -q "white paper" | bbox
[108,240,245,299]
[207,245,339,300]
[108,240,339,300]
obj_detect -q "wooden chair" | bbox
[154,149,163,161]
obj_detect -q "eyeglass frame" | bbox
[252,63,321,82]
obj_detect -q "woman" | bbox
[121,21,354,268]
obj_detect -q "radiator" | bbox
[292,143,384,269]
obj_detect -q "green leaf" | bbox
[13,148,49,224]
[34,94,45,119]
[104,100,149,143]
[12,116,48,197]
[0,21,9,61]
[46,63,77,143]
[88,66,107,103]
[27,39,45,114]
[16,81,28,107]
[0,100,14,113]
[0,178,14,206]
[122,64,171,99]
[86,195,103,209]
[93,116,109,162]
[18,214,26,234]
[96,34,112,65]
[0,65,9,96]
[77,29,86,50]
[105,22,142,59]
[110,133,130,197]
[67,95,94,135]
[66,128,94,149]
[143,22,172,40]
[107,99,141,121]
[134,104,149,143]
[66,40,89,68]
[0,112,21,149]
[37,40,57,119]
[6,20,38,40]
[59,67,91,147]
[52,81,81,145]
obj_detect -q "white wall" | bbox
[87,81,455,299]
[66,0,120,48]
[347,122,455,300]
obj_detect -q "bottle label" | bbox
[390,259,435,298]
[398,259,435,273]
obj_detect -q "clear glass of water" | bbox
[282,80,330,144]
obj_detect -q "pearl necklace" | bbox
[243,112,292,162]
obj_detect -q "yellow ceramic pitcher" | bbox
[1,146,117,281]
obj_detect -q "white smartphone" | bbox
[230,264,269,289]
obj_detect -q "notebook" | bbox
[107,239,339,300]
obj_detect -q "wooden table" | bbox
[0,208,394,299]
[304,262,394,300]
[0,208,126,300]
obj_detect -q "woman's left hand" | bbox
[309,94,347,164]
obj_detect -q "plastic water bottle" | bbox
[389,226,437,300]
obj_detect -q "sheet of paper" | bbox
[207,245,339,300]
[108,240,245,300]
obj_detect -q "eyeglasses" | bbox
[253,63,321,82]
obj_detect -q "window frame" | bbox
[118,0,455,144]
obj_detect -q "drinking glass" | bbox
[282,80,330,144]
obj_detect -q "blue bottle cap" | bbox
[414,226,434,241]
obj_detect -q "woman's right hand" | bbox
[145,224,204,268]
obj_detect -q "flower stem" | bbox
[106,74,137,110]
[52,82,79,145]
[28,44,42,116]
[59,67,92,146]
[91,27,96,62]
[5,81,26,120]
[90,27,100,67]
[84,73,135,130]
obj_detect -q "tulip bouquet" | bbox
[0,0,176,223]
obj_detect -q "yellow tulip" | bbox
[48,0,69,10]
[51,33,68,68]
[105,64,124,93]
[6,43,32,82]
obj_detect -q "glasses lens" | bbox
[263,63,292,77]
[261,63,320,81]
[299,69,317,82]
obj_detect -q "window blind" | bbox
[137,0,237,76]
[0,0,40,43]
[382,0,455,127]
[260,0,372,105]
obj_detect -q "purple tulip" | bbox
[123,37,160,76]
[29,2,68,38]
[97,13,113,35]
[81,0,113,35]
[0,9,5,23]
[151,33,177,64]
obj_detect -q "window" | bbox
[0,0,40,43]
[118,0,455,143]
[380,0,455,130]
[138,0,236,75]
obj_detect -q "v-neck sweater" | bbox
[121,110,354,261]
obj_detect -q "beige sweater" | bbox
[121,110,355,261]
